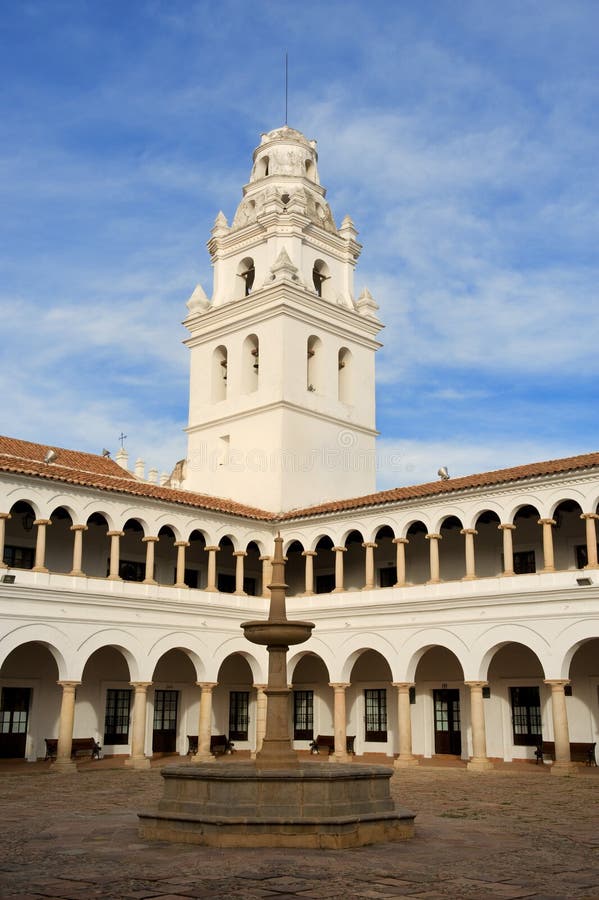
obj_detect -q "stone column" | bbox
[581,513,599,568]
[425,533,441,584]
[32,519,52,572]
[362,542,377,590]
[192,682,217,762]
[392,537,408,587]
[460,529,477,580]
[544,679,576,775]
[0,512,11,568]
[174,541,189,587]
[329,683,351,762]
[332,546,346,593]
[142,536,159,584]
[107,531,124,580]
[204,546,219,592]
[392,682,418,767]
[538,518,556,572]
[260,555,272,598]
[51,680,80,773]
[301,550,316,595]
[465,681,494,771]
[233,550,247,595]
[69,524,87,576]
[125,682,152,769]
[251,684,268,759]
[499,523,516,575]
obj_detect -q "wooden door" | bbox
[152,690,178,753]
[433,689,461,755]
[0,687,31,758]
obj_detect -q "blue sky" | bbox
[2,0,598,489]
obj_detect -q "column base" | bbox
[467,757,494,772]
[361,585,375,592]
[69,569,85,577]
[393,582,406,588]
[461,575,476,581]
[394,755,419,768]
[125,756,152,770]
[32,566,48,573]
[332,587,345,593]
[143,578,157,585]
[233,590,247,596]
[426,578,440,585]
[191,752,216,763]
[107,574,122,581]
[501,571,515,577]
[539,567,555,574]
[174,582,189,589]
[550,761,578,776]
[583,563,599,570]
[204,584,217,593]
[330,753,353,763]
[50,759,78,773]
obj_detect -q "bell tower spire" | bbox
[182,126,383,512]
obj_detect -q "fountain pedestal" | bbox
[139,536,415,848]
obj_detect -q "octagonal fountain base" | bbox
[138,761,415,849]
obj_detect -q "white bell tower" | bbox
[182,125,382,512]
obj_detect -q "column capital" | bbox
[464,680,488,689]
[425,532,442,541]
[544,679,570,689]
[107,530,125,538]
[259,554,272,562]
[253,683,267,690]
[581,512,599,521]
[130,681,153,691]
[328,682,350,690]
[174,540,190,548]
[392,537,409,545]
[142,535,159,543]
[196,681,218,691]
[0,512,12,521]
[498,523,516,531]
[233,550,247,558]
[301,549,317,557]
[537,518,556,527]
[34,519,52,527]
[204,545,219,552]
[70,523,88,533]
[57,680,80,690]
[361,541,378,549]
[392,681,415,690]
[460,528,478,536]
[332,546,347,553]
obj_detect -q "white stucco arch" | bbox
[82,506,117,531]
[288,640,334,681]
[548,493,584,518]
[338,632,396,683]
[45,495,78,522]
[154,515,184,542]
[368,520,397,542]
[472,624,551,681]
[506,497,544,523]
[6,492,41,518]
[210,637,265,683]
[74,629,142,682]
[119,509,151,535]
[434,508,466,533]
[399,628,470,683]
[0,624,70,679]
[470,503,503,530]
[402,516,432,538]
[553,620,599,679]
[146,633,209,681]
[283,534,305,554]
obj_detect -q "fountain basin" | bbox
[242,619,314,646]
[139,761,415,849]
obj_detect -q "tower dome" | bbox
[232,125,337,234]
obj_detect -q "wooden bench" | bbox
[44,738,101,761]
[535,740,596,765]
[186,734,234,756]
[312,735,355,755]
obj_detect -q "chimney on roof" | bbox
[159,472,169,486]
[115,447,129,471]
[134,458,145,480]
[148,467,158,484]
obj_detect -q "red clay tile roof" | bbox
[1,435,598,522]
[0,436,271,520]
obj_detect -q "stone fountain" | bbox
[139,536,415,848]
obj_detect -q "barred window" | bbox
[229,691,249,741]
[510,686,542,746]
[104,689,131,745]
[364,688,387,742]
[293,690,314,740]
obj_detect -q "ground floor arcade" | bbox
[1,636,597,774]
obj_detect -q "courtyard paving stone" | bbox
[0,761,596,898]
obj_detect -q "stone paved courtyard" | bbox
[0,761,597,899]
